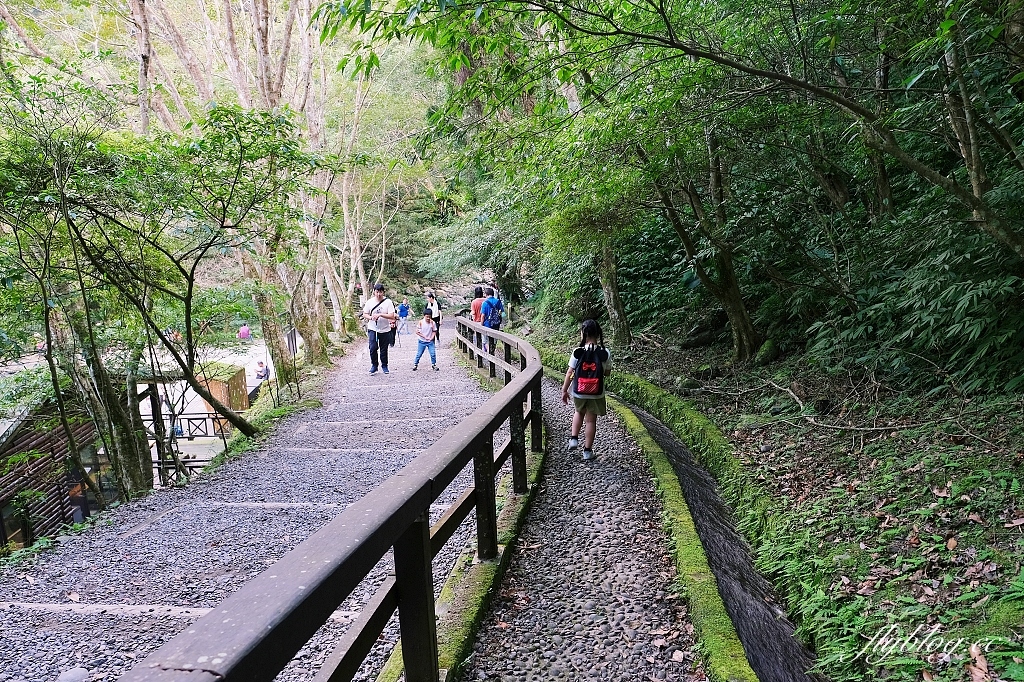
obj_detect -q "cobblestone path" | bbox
[461,381,704,682]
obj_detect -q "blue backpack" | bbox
[482,297,503,329]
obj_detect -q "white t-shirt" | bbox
[363,297,396,333]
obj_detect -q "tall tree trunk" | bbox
[322,246,347,334]
[870,30,895,216]
[242,254,296,385]
[714,248,761,362]
[213,0,252,107]
[63,230,153,497]
[868,149,894,216]
[942,38,991,205]
[597,242,632,348]
[145,382,176,484]
[248,0,273,106]
[127,0,153,133]
[36,296,104,508]
[646,164,760,362]
[151,51,192,129]
[65,312,152,497]
[283,261,330,366]
[149,0,214,103]
[269,0,297,106]
[125,341,155,490]
[637,141,761,361]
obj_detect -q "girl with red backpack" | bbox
[560,319,612,462]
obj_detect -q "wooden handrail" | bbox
[120,323,543,682]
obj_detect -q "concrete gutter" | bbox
[608,396,759,682]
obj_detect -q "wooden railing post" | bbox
[463,321,474,361]
[394,514,439,682]
[488,337,497,378]
[474,437,498,560]
[509,397,527,495]
[503,342,513,385]
[530,378,543,454]
[475,331,484,369]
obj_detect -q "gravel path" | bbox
[0,324,492,682]
[460,381,704,681]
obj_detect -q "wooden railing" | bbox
[141,412,231,440]
[120,320,543,682]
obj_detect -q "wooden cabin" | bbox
[198,363,248,434]
[0,404,113,554]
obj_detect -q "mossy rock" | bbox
[695,364,723,380]
[754,339,779,366]
[674,376,702,391]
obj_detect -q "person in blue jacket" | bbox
[480,287,504,353]
[397,297,411,335]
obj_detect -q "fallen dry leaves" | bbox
[966,642,990,682]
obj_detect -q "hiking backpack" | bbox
[483,298,503,329]
[573,346,605,396]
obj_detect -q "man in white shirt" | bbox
[362,283,397,374]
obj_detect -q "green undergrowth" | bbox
[0,497,125,568]
[0,535,54,567]
[609,397,758,682]
[540,336,1024,681]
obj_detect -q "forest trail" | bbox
[0,324,708,682]
[462,379,704,681]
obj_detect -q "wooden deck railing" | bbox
[120,320,543,682]
[141,412,231,440]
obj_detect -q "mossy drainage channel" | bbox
[630,406,818,682]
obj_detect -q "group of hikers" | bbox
[360,283,505,375]
[361,282,612,463]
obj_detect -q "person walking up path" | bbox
[426,291,442,342]
[362,283,397,374]
[461,378,704,681]
[562,319,612,462]
[470,286,485,323]
[480,287,503,354]
[412,308,440,371]
[397,297,411,335]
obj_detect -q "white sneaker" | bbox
[567,436,579,450]
[582,449,595,462]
